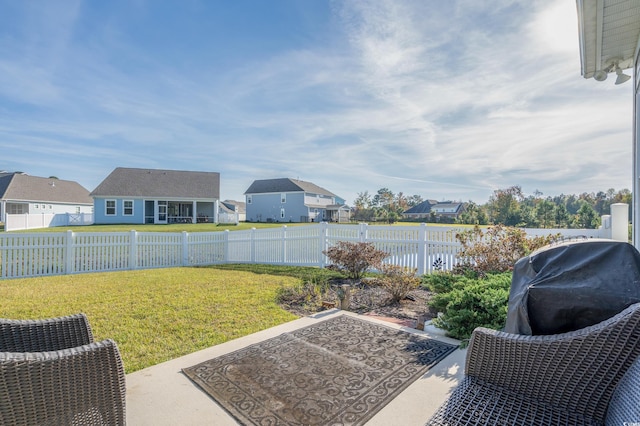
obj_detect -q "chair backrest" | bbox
[605,355,640,425]
[0,313,94,352]
[0,339,126,426]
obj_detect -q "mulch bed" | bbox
[279,278,437,326]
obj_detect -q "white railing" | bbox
[5,213,94,231]
[0,223,609,279]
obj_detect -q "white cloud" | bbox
[0,0,633,205]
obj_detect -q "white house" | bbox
[0,172,93,223]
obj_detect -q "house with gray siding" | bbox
[90,167,220,224]
[402,199,465,221]
[244,178,349,223]
[402,199,438,219]
[0,172,92,223]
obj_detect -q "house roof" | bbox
[0,172,92,204]
[403,199,438,214]
[222,200,246,213]
[90,167,220,199]
[577,0,640,80]
[244,178,336,197]
[432,202,463,212]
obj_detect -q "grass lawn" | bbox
[0,266,306,373]
[15,222,311,233]
[11,221,471,234]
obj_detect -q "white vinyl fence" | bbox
[0,222,610,280]
[5,213,94,231]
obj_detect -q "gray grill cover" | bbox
[505,239,640,335]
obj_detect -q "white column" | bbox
[611,203,629,242]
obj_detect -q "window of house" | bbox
[281,193,286,203]
[106,200,116,216]
[123,200,134,216]
[76,207,81,214]
[247,195,252,204]
[8,204,27,214]
[281,208,285,219]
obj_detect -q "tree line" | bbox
[352,186,632,229]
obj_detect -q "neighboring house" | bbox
[244,178,350,223]
[431,202,465,219]
[221,200,246,222]
[402,199,438,219]
[90,167,220,224]
[402,200,465,220]
[0,172,93,223]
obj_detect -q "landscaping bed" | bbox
[277,277,437,323]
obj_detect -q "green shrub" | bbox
[323,241,389,279]
[427,272,512,343]
[369,264,420,303]
[422,271,467,295]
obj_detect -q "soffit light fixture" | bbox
[594,58,631,85]
[615,66,631,85]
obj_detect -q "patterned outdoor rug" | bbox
[182,314,457,426]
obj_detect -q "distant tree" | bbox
[486,186,524,226]
[554,203,571,228]
[457,201,488,225]
[535,199,556,228]
[373,188,394,208]
[48,176,59,180]
[394,192,409,213]
[407,194,424,207]
[354,191,372,210]
[573,202,599,228]
[518,203,537,227]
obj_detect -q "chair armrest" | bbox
[0,313,94,352]
[465,302,640,423]
[0,339,126,426]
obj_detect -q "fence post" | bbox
[319,222,328,268]
[65,230,74,274]
[281,226,287,265]
[224,230,230,263]
[182,231,189,265]
[359,223,368,242]
[611,203,629,242]
[417,223,426,275]
[129,230,138,270]
[250,228,256,263]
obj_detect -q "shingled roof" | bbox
[90,168,220,199]
[244,178,335,197]
[0,173,92,204]
[403,199,438,214]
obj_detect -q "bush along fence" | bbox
[0,221,616,280]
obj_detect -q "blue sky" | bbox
[0,0,633,205]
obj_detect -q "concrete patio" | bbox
[126,309,465,425]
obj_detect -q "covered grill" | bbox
[505,239,640,335]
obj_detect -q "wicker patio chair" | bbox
[0,313,94,352]
[0,314,126,426]
[427,302,640,426]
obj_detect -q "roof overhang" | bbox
[577,0,640,81]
